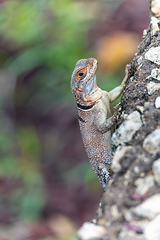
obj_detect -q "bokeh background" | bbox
[0,0,149,239]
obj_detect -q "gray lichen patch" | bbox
[150,16,159,36]
[77,222,106,240]
[155,96,160,108]
[152,158,160,186]
[147,82,160,95]
[144,214,160,240]
[151,0,160,17]
[134,175,154,195]
[112,146,133,173]
[151,68,160,80]
[112,111,143,146]
[143,128,160,154]
[134,194,160,219]
[145,47,160,65]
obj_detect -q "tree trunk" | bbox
[78,0,160,239]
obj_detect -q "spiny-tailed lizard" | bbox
[71,58,129,190]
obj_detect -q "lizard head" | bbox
[71,58,100,103]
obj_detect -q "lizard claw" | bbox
[113,103,121,111]
[113,103,122,120]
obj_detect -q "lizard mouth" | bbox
[75,87,84,93]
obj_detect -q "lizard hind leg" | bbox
[97,163,112,191]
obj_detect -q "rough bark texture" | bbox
[78,1,160,239]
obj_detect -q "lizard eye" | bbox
[79,72,84,77]
[76,67,87,80]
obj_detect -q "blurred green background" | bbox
[0,0,149,239]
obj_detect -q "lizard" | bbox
[71,58,129,190]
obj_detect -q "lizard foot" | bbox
[113,103,122,113]
[112,103,122,123]
[97,163,112,191]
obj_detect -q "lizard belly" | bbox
[78,110,112,175]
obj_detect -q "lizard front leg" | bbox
[109,64,130,102]
[94,65,129,134]
[94,104,121,134]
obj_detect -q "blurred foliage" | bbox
[64,161,101,190]
[0,0,96,222]
[41,237,77,240]
[0,0,95,104]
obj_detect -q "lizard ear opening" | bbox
[76,67,87,80]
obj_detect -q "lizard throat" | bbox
[76,87,103,109]
[84,86,103,103]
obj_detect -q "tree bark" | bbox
[78,0,160,239]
